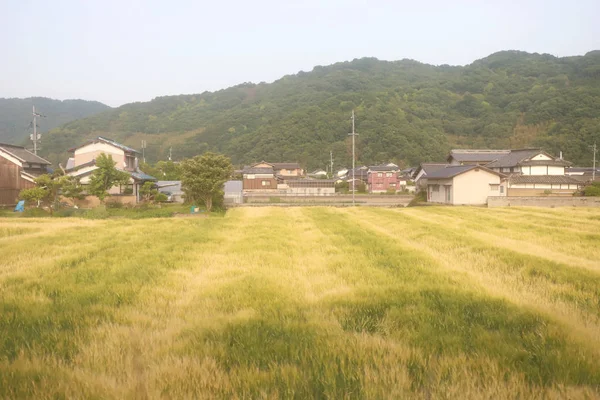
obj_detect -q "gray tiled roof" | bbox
[485,149,543,168]
[243,167,274,174]
[368,165,398,172]
[0,143,51,165]
[271,162,301,170]
[449,149,510,163]
[427,165,504,179]
[519,159,572,167]
[420,163,449,176]
[510,175,582,185]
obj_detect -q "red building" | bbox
[367,165,400,193]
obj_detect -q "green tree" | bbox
[88,153,130,202]
[138,181,167,203]
[181,152,233,212]
[19,174,63,214]
[59,175,85,203]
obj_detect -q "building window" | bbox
[377,173,383,177]
[261,180,271,186]
[432,185,439,193]
[386,172,392,177]
[490,184,499,191]
[500,186,504,194]
[389,183,396,187]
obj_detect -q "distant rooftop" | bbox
[68,136,140,154]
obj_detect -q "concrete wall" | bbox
[245,194,413,205]
[507,188,577,197]
[488,196,600,208]
[427,179,451,204]
[62,195,138,208]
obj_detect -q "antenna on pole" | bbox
[348,110,358,206]
[30,105,46,155]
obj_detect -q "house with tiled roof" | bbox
[448,149,511,166]
[413,163,449,190]
[0,143,51,205]
[484,149,581,196]
[367,164,401,193]
[65,137,156,203]
[426,165,506,205]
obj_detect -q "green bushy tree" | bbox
[181,152,233,212]
[88,153,130,202]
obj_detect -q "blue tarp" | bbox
[14,200,24,212]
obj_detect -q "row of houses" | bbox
[1,137,597,207]
[414,149,588,205]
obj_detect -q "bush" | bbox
[583,182,600,196]
[106,201,125,209]
[21,208,50,218]
[407,191,427,207]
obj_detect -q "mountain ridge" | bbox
[39,50,600,169]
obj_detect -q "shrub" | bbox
[583,182,600,196]
[407,191,427,207]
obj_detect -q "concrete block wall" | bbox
[488,196,600,208]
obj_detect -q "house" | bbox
[224,180,243,204]
[342,166,368,187]
[251,161,304,177]
[242,166,277,192]
[65,137,156,203]
[367,165,400,193]
[157,181,184,203]
[412,163,449,190]
[0,143,51,205]
[448,149,510,166]
[484,149,581,196]
[427,165,506,205]
[286,179,335,196]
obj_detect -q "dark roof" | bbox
[519,159,572,167]
[448,149,510,163]
[68,137,140,154]
[271,162,301,170]
[0,143,52,165]
[566,167,600,173]
[417,163,449,177]
[509,175,582,185]
[485,149,544,168]
[287,179,336,187]
[427,165,504,179]
[130,171,156,181]
[368,165,398,172]
[243,167,274,174]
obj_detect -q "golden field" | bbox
[1,206,599,399]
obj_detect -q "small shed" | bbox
[157,181,184,203]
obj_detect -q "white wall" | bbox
[452,169,502,205]
[548,166,564,175]
[531,154,552,160]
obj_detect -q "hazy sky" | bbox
[1,0,599,107]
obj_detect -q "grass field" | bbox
[1,207,600,399]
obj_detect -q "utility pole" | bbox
[348,110,358,206]
[141,140,146,163]
[329,150,334,179]
[30,106,45,155]
[168,147,172,161]
[593,142,597,181]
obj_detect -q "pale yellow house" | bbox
[65,137,155,203]
[427,165,505,205]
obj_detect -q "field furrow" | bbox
[1,207,599,399]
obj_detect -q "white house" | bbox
[427,165,506,205]
[65,137,155,202]
[484,149,581,196]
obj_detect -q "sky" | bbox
[1,0,599,107]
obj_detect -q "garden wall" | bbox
[488,196,600,208]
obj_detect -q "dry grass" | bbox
[1,207,599,399]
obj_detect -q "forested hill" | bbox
[42,50,600,169]
[0,97,110,144]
